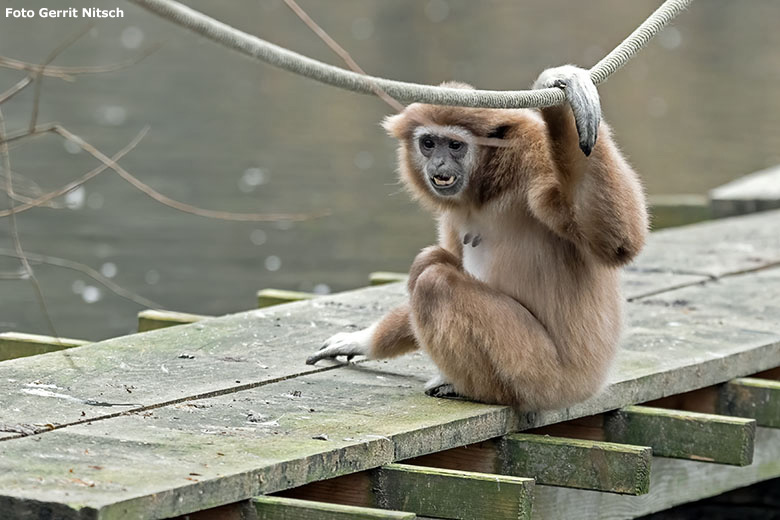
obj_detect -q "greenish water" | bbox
[1,0,779,340]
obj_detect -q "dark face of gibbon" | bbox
[413,127,473,198]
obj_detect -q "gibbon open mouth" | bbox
[431,174,456,187]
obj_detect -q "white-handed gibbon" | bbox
[307,66,648,411]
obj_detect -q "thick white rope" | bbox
[127,0,693,109]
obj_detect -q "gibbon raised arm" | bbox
[307,66,648,411]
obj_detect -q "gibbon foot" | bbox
[305,326,374,365]
[533,65,601,156]
[424,374,461,399]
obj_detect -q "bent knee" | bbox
[411,264,458,308]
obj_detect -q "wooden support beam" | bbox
[501,434,652,495]
[405,434,651,495]
[254,496,416,520]
[0,332,88,361]
[257,288,315,308]
[377,463,534,520]
[605,405,756,466]
[279,463,534,520]
[369,272,407,286]
[718,377,780,428]
[137,309,209,332]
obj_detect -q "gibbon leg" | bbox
[408,250,570,408]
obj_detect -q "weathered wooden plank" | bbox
[0,214,780,514]
[137,309,210,332]
[605,406,756,466]
[257,289,315,308]
[376,464,533,520]
[369,272,407,286]
[501,434,651,495]
[710,164,780,218]
[532,426,780,519]
[253,496,416,520]
[0,332,88,362]
[0,217,778,441]
[718,377,780,428]
[633,209,780,277]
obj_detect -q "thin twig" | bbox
[282,0,507,149]
[0,76,32,105]
[0,124,324,221]
[0,127,149,218]
[0,106,60,340]
[29,24,95,132]
[52,125,325,222]
[0,249,163,309]
[0,44,162,80]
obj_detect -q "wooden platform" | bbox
[1,210,780,519]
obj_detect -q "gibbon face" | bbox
[411,125,474,198]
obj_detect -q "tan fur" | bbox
[369,94,647,410]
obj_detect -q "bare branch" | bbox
[0,106,60,340]
[52,125,326,222]
[0,44,161,80]
[0,126,149,218]
[0,76,32,105]
[0,248,164,309]
[282,0,507,149]
[29,24,95,132]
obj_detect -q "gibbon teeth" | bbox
[433,176,455,186]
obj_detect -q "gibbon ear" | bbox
[439,81,475,90]
[381,114,405,138]
[488,124,513,139]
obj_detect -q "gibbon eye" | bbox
[449,140,463,150]
[421,137,435,150]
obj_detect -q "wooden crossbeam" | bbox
[405,434,651,495]
[0,332,88,361]
[257,288,315,308]
[137,309,210,332]
[368,272,407,286]
[718,377,780,428]
[605,405,756,466]
[502,434,651,495]
[278,463,534,520]
[254,496,416,520]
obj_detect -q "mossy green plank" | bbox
[376,463,533,520]
[532,427,780,519]
[369,272,408,286]
[719,377,780,428]
[501,433,652,495]
[137,309,210,332]
[605,405,756,466]
[257,288,315,308]
[254,496,415,519]
[0,365,513,519]
[648,194,711,230]
[0,332,89,362]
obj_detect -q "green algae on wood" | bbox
[257,288,316,308]
[501,433,652,495]
[137,309,210,332]
[605,405,756,466]
[719,378,780,428]
[254,496,416,520]
[369,272,408,286]
[532,426,780,519]
[0,332,88,362]
[376,463,534,520]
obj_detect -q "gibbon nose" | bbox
[434,158,446,169]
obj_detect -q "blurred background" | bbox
[1,0,779,341]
